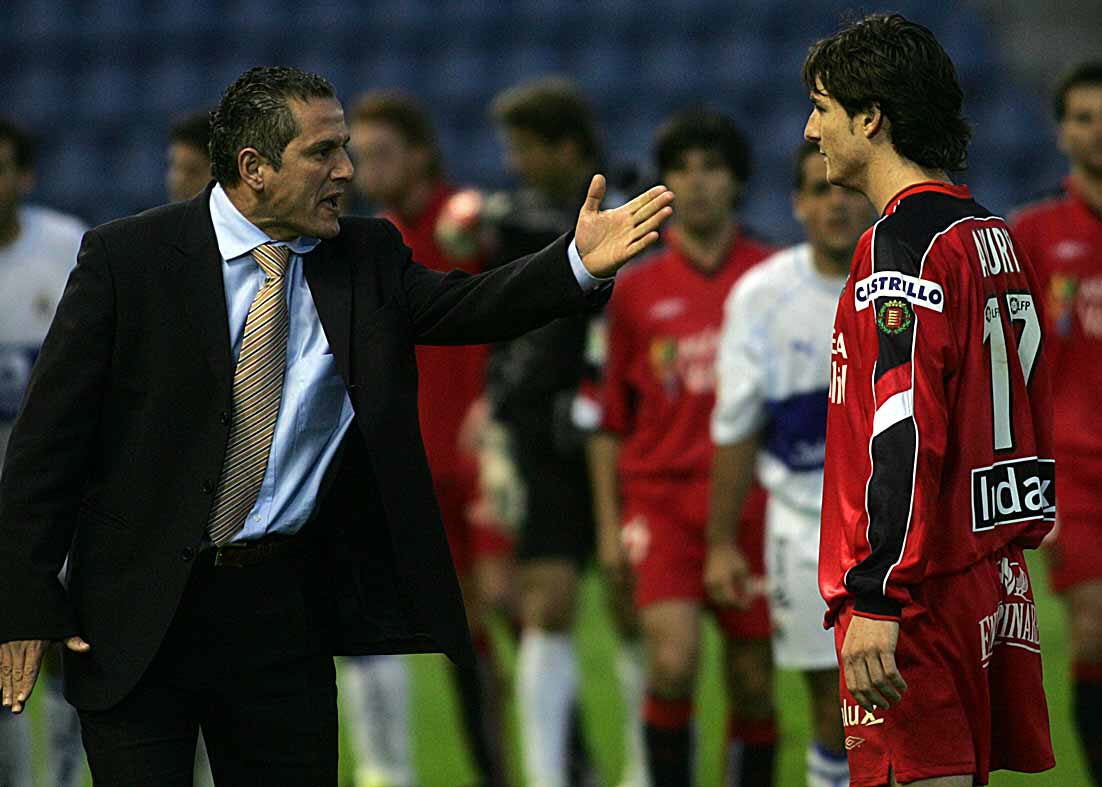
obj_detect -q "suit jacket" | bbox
[0,187,604,710]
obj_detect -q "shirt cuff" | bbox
[568,239,613,292]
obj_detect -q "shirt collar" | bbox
[209,183,320,262]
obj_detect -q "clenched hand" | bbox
[840,615,907,711]
[574,175,674,278]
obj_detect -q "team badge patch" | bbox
[876,299,912,334]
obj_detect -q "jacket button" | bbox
[202,480,214,494]
[219,411,231,426]
[180,547,195,562]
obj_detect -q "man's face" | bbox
[804,81,868,190]
[165,142,211,203]
[1059,84,1102,178]
[258,97,353,240]
[348,120,423,209]
[663,148,737,236]
[0,140,27,223]
[794,152,872,259]
[500,127,575,194]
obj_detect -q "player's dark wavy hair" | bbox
[491,77,602,163]
[210,66,336,186]
[1053,61,1102,120]
[802,13,971,172]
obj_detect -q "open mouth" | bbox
[320,194,342,211]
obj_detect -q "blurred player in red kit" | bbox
[1011,61,1102,786]
[589,108,776,787]
[806,14,1056,787]
[344,91,509,787]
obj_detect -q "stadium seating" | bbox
[2,0,1064,238]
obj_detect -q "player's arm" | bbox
[841,232,957,711]
[844,233,955,622]
[705,434,760,608]
[588,430,627,587]
[707,276,767,608]
[587,286,636,590]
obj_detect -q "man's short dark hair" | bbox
[793,140,824,190]
[0,117,36,172]
[170,111,212,157]
[350,91,441,178]
[1054,61,1102,121]
[653,107,751,184]
[491,77,601,163]
[802,13,971,172]
[209,66,337,186]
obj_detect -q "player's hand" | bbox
[574,175,674,278]
[704,542,752,609]
[597,520,632,592]
[0,636,90,714]
[840,615,907,712]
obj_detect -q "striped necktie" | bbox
[207,243,292,545]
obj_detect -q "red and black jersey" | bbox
[1011,179,1102,518]
[600,227,773,486]
[384,183,487,478]
[820,182,1056,623]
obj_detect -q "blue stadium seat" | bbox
[75,63,141,125]
[7,67,72,129]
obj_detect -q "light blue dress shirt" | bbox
[207,185,604,543]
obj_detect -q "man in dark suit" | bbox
[0,66,672,785]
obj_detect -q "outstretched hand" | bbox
[1,636,90,714]
[574,175,674,278]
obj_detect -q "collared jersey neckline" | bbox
[883,181,972,216]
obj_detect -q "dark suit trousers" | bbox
[76,547,338,786]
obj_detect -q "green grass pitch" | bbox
[28,551,1089,785]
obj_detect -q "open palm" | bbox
[574,175,674,278]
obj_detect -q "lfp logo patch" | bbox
[876,299,913,334]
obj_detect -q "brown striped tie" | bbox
[207,243,292,545]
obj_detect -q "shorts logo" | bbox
[998,558,1031,600]
[841,698,885,728]
[876,299,913,334]
[854,272,945,312]
[845,736,866,751]
[971,456,1056,532]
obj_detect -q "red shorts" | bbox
[621,477,770,640]
[435,462,513,575]
[834,544,1054,786]
[1046,510,1102,592]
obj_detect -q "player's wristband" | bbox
[853,593,903,621]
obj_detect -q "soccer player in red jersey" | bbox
[589,109,777,787]
[1011,62,1102,785]
[345,91,509,787]
[805,14,1057,787]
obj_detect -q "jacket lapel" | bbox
[303,241,353,385]
[168,188,234,398]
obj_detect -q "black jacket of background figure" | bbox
[0,185,605,711]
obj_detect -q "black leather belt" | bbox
[197,534,304,568]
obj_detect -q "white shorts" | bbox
[764,496,837,671]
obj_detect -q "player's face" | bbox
[794,152,872,260]
[259,97,353,240]
[500,127,574,194]
[805,82,867,191]
[349,120,424,209]
[165,142,211,203]
[663,148,737,236]
[1059,84,1102,178]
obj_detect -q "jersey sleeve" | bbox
[712,275,768,445]
[598,285,636,436]
[847,228,958,620]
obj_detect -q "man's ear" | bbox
[238,148,266,192]
[861,103,886,140]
